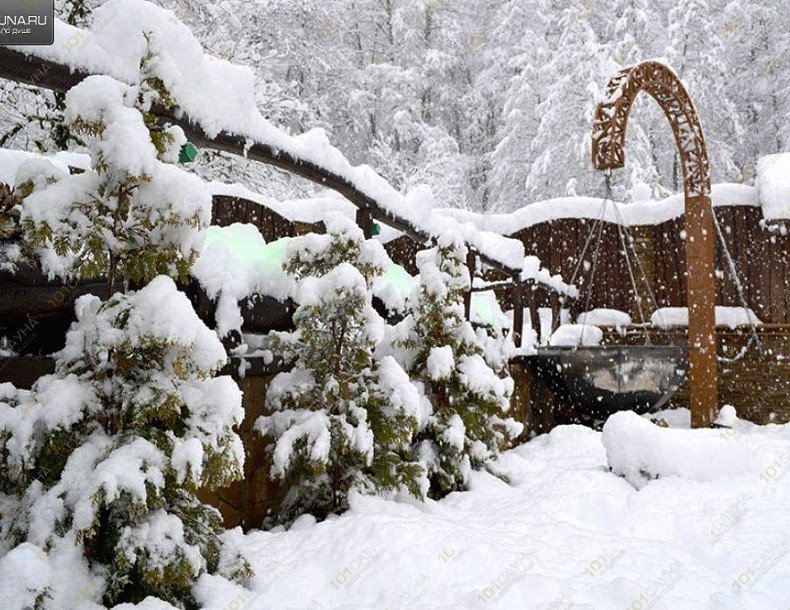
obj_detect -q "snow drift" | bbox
[602,411,759,488]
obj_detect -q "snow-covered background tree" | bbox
[0,277,250,607]
[0,0,94,152]
[524,6,619,200]
[390,236,522,499]
[2,0,788,210]
[256,217,425,525]
[666,0,746,187]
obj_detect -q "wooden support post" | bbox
[568,295,581,326]
[528,285,541,343]
[356,206,373,239]
[513,280,524,348]
[686,194,718,428]
[464,251,476,321]
[590,60,720,427]
[550,292,561,334]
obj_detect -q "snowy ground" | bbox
[204,409,790,610]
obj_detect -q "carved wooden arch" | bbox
[592,60,718,428]
[592,60,711,197]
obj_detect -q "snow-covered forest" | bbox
[0,0,789,608]
[2,0,789,210]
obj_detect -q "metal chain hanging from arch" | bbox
[591,61,718,429]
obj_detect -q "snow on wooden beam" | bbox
[0,47,575,299]
[0,47,82,91]
[0,49,426,238]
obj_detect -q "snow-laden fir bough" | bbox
[0,46,251,607]
[19,42,208,294]
[392,236,523,499]
[256,216,426,526]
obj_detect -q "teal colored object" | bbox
[178,142,198,164]
[372,222,380,236]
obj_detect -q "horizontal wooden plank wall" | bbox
[384,235,426,276]
[211,195,324,241]
[211,196,790,324]
[508,205,790,324]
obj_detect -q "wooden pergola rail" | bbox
[0,47,573,346]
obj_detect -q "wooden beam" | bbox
[0,47,532,281]
[550,292,561,334]
[356,206,373,239]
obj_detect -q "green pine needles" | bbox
[0,277,250,608]
[256,216,426,526]
[398,235,523,499]
[18,51,208,296]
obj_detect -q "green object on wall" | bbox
[372,222,380,236]
[179,142,198,164]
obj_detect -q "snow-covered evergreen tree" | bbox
[19,65,208,294]
[0,277,250,607]
[256,216,425,526]
[667,0,745,186]
[488,0,548,210]
[524,7,619,201]
[721,0,790,174]
[393,235,522,499]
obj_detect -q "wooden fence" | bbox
[508,205,790,324]
[212,196,790,324]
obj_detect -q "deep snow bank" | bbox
[191,411,790,610]
[3,410,790,608]
[602,411,760,488]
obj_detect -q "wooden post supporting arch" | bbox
[592,60,718,428]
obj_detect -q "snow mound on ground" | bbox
[715,405,738,428]
[113,598,179,609]
[646,406,691,428]
[602,411,759,488]
[0,536,104,609]
[100,413,790,609]
[224,414,790,608]
[192,573,252,610]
